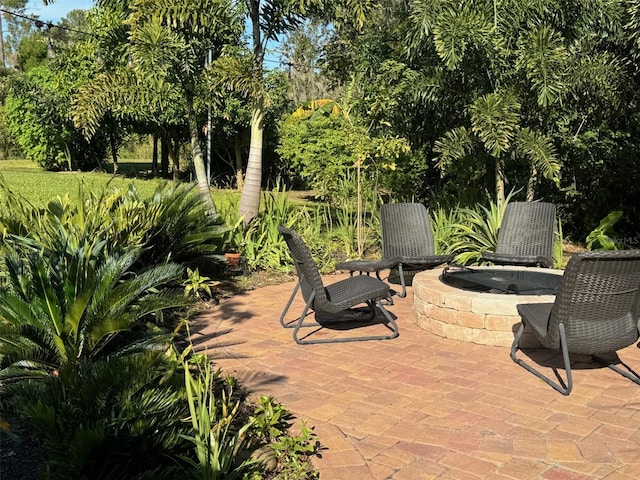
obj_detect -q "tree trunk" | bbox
[152,131,158,176]
[238,0,264,226]
[170,138,179,182]
[495,156,506,204]
[109,131,119,174]
[526,165,537,202]
[238,100,264,225]
[161,136,169,177]
[186,91,215,214]
[234,137,244,191]
[0,14,5,69]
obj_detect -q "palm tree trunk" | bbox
[186,91,215,215]
[234,137,244,191]
[152,131,158,176]
[238,0,264,226]
[109,131,119,174]
[238,100,264,225]
[495,156,506,204]
[161,136,169,177]
[0,14,5,69]
[526,165,537,202]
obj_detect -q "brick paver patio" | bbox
[191,273,640,479]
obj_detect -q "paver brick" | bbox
[438,452,499,476]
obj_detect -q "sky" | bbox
[25,0,94,23]
[22,1,285,67]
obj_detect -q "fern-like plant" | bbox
[449,190,518,265]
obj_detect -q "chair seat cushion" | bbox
[321,275,390,313]
[336,257,401,273]
[483,252,552,268]
[397,255,454,268]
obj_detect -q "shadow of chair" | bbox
[278,226,399,345]
[511,249,640,395]
[483,201,556,268]
[336,203,453,297]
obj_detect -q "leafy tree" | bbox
[402,0,573,203]
[72,0,243,212]
[278,103,374,201]
[318,0,635,219]
[280,22,335,105]
[5,64,108,170]
[15,31,47,70]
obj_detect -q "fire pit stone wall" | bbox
[412,267,562,347]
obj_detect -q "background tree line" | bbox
[0,0,639,242]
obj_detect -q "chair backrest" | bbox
[496,201,556,261]
[278,226,331,311]
[380,203,436,259]
[548,250,640,354]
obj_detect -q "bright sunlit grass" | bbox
[0,159,240,209]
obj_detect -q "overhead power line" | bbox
[0,7,96,38]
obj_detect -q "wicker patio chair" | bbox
[278,226,399,344]
[482,201,556,268]
[511,250,640,395]
[336,203,453,297]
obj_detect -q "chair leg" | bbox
[592,355,640,386]
[292,296,400,345]
[280,282,321,329]
[510,322,573,395]
[396,264,407,298]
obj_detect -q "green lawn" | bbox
[0,159,239,210]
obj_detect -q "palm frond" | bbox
[516,127,560,183]
[515,25,567,107]
[470,92,520,157]
[433,126,474,172]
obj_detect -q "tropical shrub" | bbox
[278,107,370,202]
[429,206,461,256]
[449,193,511,265]
[585,211,623,251]
[219,183,331,273]
[5,351,190,480]
[0,181,322,480]
[4,65,107,171]
[278,100,411,205]
[0,180,226,271]
[0,231,193,478]
[181,353,257,480]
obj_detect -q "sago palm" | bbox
[0,242,189,383]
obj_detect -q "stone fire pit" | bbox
[412,266,563,347]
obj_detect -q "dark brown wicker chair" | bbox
[511,250,640,395]
[336,203,453,297]
[483,201,556,268]
[278,226,399,344]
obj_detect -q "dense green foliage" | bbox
[314,0,640,240]
[0,180,226,269]
[4,65,107,170]
[0,0,637,239]
[0,183,321,478]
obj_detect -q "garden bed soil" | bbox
[0,412,44,480]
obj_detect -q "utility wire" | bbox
[0,7,96,38]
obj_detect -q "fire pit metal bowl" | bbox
[412,265,563,347]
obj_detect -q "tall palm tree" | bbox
[213,0,376,225]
